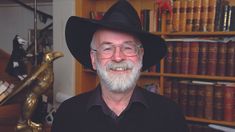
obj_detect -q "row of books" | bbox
[164,41,235,76]
[163,79,235,122]
[140,0,235,32]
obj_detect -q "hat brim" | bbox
[65,16,167,71]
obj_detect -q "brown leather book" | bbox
[199,0,209,32]
[198,42,208,75]
[187,83,197,117]
[186,0,194,32]
[173,42,182,73]
[206,42,218,76]
[188,42,199,75]
[166,12,173,32]
[204,83,214,120]
[192,0,202,31]
[171,79,180,104]
[180,42,190,74]
[216,42,227,76]
[172,0,181,32]
[164,42,174,73]
[224,83,235,121]
[213,84,224,120]
[226,41,235,76]
[179,0,187,32]
[163,79,172,99]
[195,84,205,118]
[207,0,217,32]
[178,80,189,115]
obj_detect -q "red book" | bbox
[206,42,218,76]
[224,83,235,121]
[178,80,189,115]
[216,42,227,76]
[187,83,197,117]
[204,83,214,120]
[180,42,190,74]
[226,41,235,76]
[213,84,224,120]
[198,42,208,75]
[163,79,172,99]
[188,42,199,75]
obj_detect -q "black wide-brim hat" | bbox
[65,0,167,71]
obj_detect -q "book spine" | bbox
[173,42,182,73]
[141,9,150,31]
[199,0,209,32]
[186,0,194,32]
[207,0,217,32]
[198,42,208,75]
[179,0,187,32]
[166,12,173,32]
[171,79,180,104]
[220,1,230,31]
[216,42,227,76]
[172,0,181,32]
[180,42,190,74]
[214,0,223,31]
[229,6,235,31]
[192,0,201,31]
[195,85,206,118]
[188,42,199,75]
[179,80,189,115]
[224,85,235,121]
[213,84,224,120]
[164,42,174,73]
[204,84,214,120]
[206,42,218,76]
[187,83,197,117]
[226,41,235,76]
[163,79,172,99]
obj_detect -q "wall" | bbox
[53,0,76,107]
[0,2,52,53]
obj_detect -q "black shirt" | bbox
[52,86,189,132]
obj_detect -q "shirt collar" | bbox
[86,85,149,111]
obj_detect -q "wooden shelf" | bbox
[186,117,235,127]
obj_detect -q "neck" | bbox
[101,85,134,116]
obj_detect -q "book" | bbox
[216,42,227,76]
[207,0,217,32]
[220,1,230,31]
[206,42,218,76]
[195,84,205,118]
[166,12,173,32]
[192,0,201,31]
[199,0,209,32]
[171,79,180,104]
[188,42,199,75]
[214,0,223,31]
[180,42,190,74]
[141,9,150,31]
[187,83,197,117]
[213,84,224,120]
[198,42,208,75]
[229,6,235,31]
[223,83,235,121]
[173,42,182,73]
[225,41,235,76]
[204,83,214,120]
[172,0,181,32]
[186,0,194,32]
[179,0,187,32]
[0,81,9,95]
[178,80,189,115]
[164,42,174,73]
[163,79,172,99]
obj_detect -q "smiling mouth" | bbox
[109,67,132,73]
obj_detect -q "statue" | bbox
[0,51,63,132]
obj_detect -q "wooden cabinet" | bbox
[74,0,235,128]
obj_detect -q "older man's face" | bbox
[90,29,143,93]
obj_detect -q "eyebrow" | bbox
[100,40,136,45]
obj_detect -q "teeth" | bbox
[111,67,127,71]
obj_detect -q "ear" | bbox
[90,51,97,70]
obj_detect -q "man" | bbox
[52,1,189,132]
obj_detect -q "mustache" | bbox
[106,61,134,70]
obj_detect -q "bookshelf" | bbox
[74,0,235,129]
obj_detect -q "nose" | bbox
[112,46,125,62]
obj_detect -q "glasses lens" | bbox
[96,43,140,58]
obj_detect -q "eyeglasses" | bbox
[91,42,142,59]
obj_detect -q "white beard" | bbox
[95,58,142,93]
